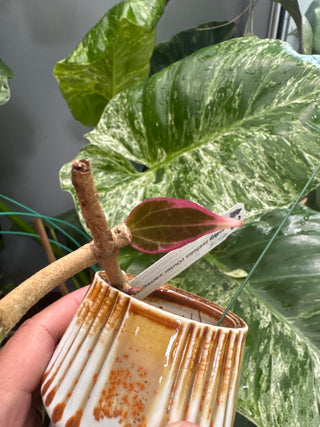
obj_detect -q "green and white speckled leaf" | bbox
[208,204,320,350]
[204,205,320,426]
[60,37,320,229]
[119,206,320,426]
[54,0,166,126]
[0,59,13,106]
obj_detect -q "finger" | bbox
[0,285,89,394]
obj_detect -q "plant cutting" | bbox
[0,159,244,341]
[0,159,246,427]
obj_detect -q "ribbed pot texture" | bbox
[41,271,248,427]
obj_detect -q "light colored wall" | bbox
[0,0,273,282]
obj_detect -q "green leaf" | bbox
[119,244,161,275]
[53,0,166,126]
[126,197,243,253]
[0,59,13,106]
[209,204,320,348]
[305,0,320,53]
[60,37,320,228]
[150,20,235,74]
[198,204,320,426]
[275,0,313,53]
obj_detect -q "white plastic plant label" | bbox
[131,203,245,300]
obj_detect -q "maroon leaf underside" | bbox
[126,198,243,253]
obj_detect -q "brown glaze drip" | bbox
[52,402,66,423]
[104,293,129,331]
[65,409,83,427]
[41,376,54,396]
[41,370,49,385]
[92,372,98,384]
[130,302,182,329]
[76,279,111,328]
[44,386,57,406]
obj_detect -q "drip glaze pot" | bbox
[41,271,248,427]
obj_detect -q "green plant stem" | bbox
[217,162,320,325]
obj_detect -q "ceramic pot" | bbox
[41,271,247,427]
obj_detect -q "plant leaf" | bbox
[208,204,320,349]
[305,0,320,53]
[0,59,13,106]
[150,20,235,74]
[275,0,313,53]
[200,204,320,426]
[60,37,320,229]
[53,0,166,126]
[125,197,243,253]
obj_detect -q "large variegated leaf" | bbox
[54,0,166,126]
[0,59,13,106]
[60,37,320,228]
[208,204,320,350]
[120,205,320,426]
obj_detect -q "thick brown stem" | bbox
[33,217,69,296]
[0,160,132,342]
[0,243,96,341]
[71,160,131,291]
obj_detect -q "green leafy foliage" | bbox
[305,0,320,53]
[150,20,236,74]
[0,59,13,106]
[53,0,166,126]
[61,37,320,228]
[126,197,243,253]
[275,0,313,53]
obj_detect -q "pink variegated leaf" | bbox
[125,198,243,253]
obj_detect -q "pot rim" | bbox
[97,271,247,331]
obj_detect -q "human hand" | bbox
[0,287,199,427]
[0,286,89,427]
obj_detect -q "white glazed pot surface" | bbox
[41,271,247,427]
